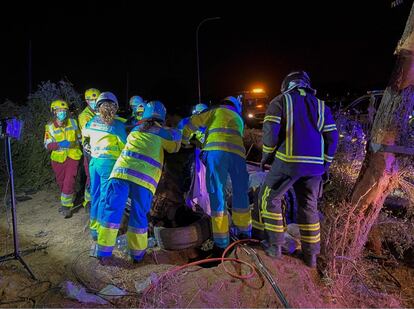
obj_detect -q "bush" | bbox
[1,80,83,192]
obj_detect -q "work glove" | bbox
[260,153,272,172]
[189,136,202,149]
[58,140,71,148]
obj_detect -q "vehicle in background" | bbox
[238,88,269,128]
[341,90,384,132]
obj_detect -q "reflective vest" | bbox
[110,123,181,194]
[262,88,339,175]
[78,106,95,130]
[182,105,245,158]
[44,118,82,163]
[82,115,127,160]
[78,107,95,144]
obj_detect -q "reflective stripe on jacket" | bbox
[78,107,95,131]
[78,107,95,144]
[110,123,181,194]
[44,118,82,163]
[182,105,245,158]
[262,88,339,175]
[82,116,127,159]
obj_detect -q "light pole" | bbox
[196,17,221,103]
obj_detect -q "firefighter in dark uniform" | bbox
[256,71,339,267]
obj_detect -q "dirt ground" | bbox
[0,190,412,308]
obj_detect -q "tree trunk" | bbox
[322,3,414,277]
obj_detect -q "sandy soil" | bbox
[0,190,411,308]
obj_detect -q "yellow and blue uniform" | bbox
[182,105,251,248]
[78,106,96,206]
[82,116,127,240]
[97,122,181,261]
[256,88,339,255]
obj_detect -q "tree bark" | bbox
[341,3,414,263]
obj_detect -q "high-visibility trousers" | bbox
[89,158,116,241]
[257,167,322,255]
[97,178,153,262]
[204,150,251,248]
[51,158,79,208]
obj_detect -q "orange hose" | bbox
[221,239,260,279]
[146,238,261,295]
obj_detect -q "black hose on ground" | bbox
[230,235,290,308]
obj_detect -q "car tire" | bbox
[154,213,212,251]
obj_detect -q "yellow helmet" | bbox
[85,88,101,101]
[50,100,69,112]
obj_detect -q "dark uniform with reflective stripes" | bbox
[255,88,338,255]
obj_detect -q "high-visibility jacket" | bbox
[44,118,82,163]
[262,88,339,176]
[78,106,95,131]
[182,105,245,158]
[82,115,127,160]
[78,107,95,144]
[110,122,181,194]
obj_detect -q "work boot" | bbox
[261,241,282,259]
[200,245,226,268]
[61,207,72,219]
[303,254,317,268]
[58,206,65,214]
[212,245,226,258]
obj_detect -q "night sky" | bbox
[1,0,413,114]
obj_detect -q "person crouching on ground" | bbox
[96,101,181,263]
[82,92,127,241]
[44,100,82,218]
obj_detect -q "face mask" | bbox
[56,111,67,121]
[88,100,97,111]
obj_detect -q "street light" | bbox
[196,17,221,103]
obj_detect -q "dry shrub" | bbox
[0,80,82,192]
[319,112,414,306]
[140,270,187,308]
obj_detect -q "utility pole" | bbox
[196,17,221,103]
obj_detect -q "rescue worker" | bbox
[44,100,82,218]
[126,95,145,132]
[96,101,181,263]
[182,97,251,253]
[256,71,339,268]
[82,92,127,241]
[78,88,101,211]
